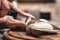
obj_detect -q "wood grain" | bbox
[3,30,60,40]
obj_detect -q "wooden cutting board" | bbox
[3,30,60,40]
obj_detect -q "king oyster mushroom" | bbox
[26,18,57,36]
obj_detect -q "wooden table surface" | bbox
[3,30,60,40]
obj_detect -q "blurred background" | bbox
[8,0,60,21]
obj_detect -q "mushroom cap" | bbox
[26,22,54,36]
[28,22,53,30]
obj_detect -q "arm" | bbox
[0,0,1,6]
[9,2,35,18]
[0,18,7,23]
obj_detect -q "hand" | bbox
[6,19,27,29]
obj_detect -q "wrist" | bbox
[0,18,7,24]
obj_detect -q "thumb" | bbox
[30,15,35,19]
